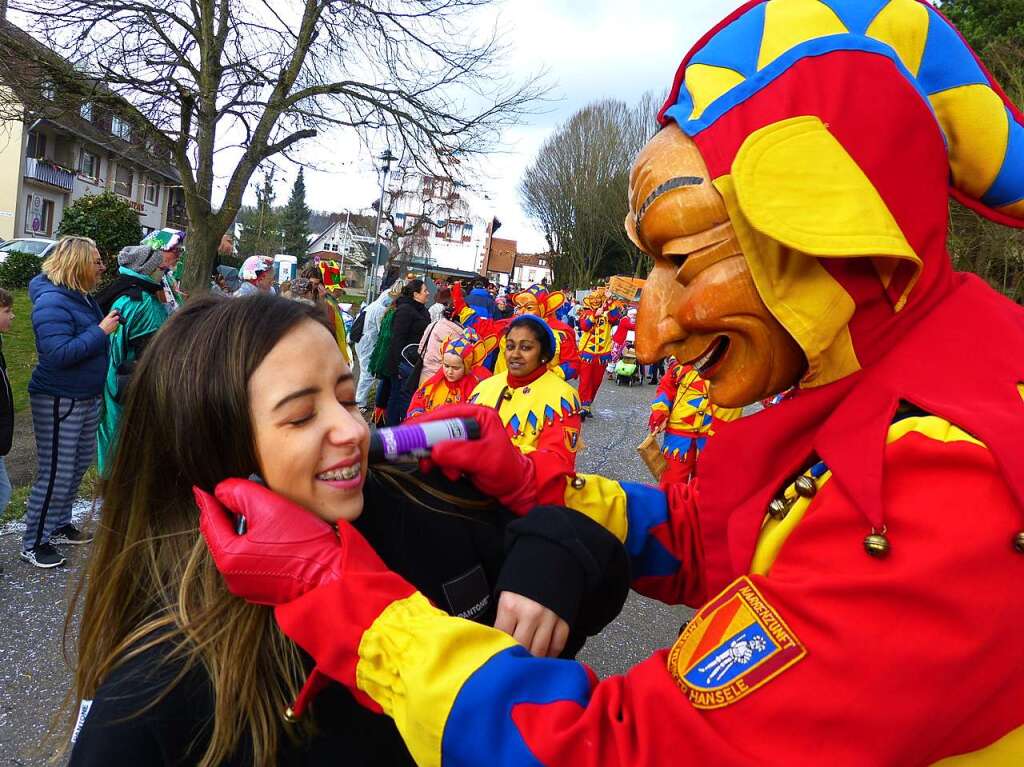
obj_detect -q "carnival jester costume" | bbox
[407,328,493,418]
[200,2,1024,764]
[453,283,581,381]
[649,361,742,487]
[576,287,624,415]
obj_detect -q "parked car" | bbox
[0,238,58,262]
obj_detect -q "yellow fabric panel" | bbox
[716,173,861,389]
[929,725,1024,766]
[1018,383,1024,404]
[750,416,988,574]
[749,471,833,576]
[356,592,518,767]
[563,473,630,543]
[930,85,1009,200]
[685,63,746,121]
[865,0,930,76]
[997,198,1024,219]
[757,0,847,71]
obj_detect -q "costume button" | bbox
[284,707,299,723]
[571,476,586,490]
[863,531,891,558]
[794,475,817,499]
[768,498,789,520]
[1014,532,1024,553]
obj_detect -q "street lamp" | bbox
[368,148,397,299]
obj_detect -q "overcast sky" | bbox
[248,0,747,250]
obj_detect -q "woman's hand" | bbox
[99,309,121,335]
[494,591,569,658]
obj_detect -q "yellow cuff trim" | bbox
[357,592,517,767]
[563,474,629,543]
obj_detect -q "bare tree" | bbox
[520,93,662,288]
[1,0,542,290]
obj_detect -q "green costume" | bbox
[97,267,168,475]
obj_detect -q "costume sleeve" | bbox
[578,311,595,332]
[341,434,1017,767]
[555,329,580,382]
[407,383,430,418]
[528,412,583,507]
[651,368,679,415]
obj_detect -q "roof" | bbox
[403,261,481,280]
[0,20,180,182]
[515,252,554,268]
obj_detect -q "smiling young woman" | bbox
[64,295,627,767]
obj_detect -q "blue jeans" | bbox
[0,456,10,517]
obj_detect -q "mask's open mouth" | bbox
[687,335,730,377]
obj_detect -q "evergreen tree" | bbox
[236,169,282,257]
[282,168,312,258]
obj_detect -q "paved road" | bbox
[0,375,690,764]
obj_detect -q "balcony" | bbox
[25,157,74,192]
[118,195,146,214]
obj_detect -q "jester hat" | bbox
[655,0,1024,387]
[440,327,495,370]
[513,284,565,321]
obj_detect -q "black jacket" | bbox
[69,469,629,766]
[383,296,430,378]
[0,341,11,456]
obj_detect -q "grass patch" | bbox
[1,465,99,525]
[3,288,37,413]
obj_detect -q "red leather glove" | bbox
[195,479,416,714]
[415,403,538,515]
[648,409,669,432]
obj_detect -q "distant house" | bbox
[0,21,183,241]
[513,252,554,287]
[306,219,374,289]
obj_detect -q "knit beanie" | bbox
[117,244,162,275]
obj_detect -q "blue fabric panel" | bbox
[689,2,767,78]
[442,646,592,767]
[665,36,936,137]
[817,0,889,35]
[917,6,988,95]
[982,107,1024,207]
[621,481,682,578]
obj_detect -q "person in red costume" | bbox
[453,282,581,382]
[406,327,492,418]
[575,287,624,417]
[197,3,1024,764]
[648,360,742,488]
[610,306,637,361]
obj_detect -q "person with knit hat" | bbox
[95,241,178,475]
[233,255,273,297]
[406,327,493,419]
[196,2,1024,764]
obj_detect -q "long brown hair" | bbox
[65,295,327,766]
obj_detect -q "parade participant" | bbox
[322,285,352,365]
[467,315,582,502]
[233,256,273,297]
[576,286,624,417]
[141,228,186,311]
[68,295,628,766]
[381,279,431,425]
[198,2,1024,764]
[456,283,581,382]
[611,306,637,362]
[407,328,492,418]
[353,282,399,410]
[648,360,741,488]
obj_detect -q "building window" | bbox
[79,149,99,180]
[144,177,159,204]
[41,81,55,101]
[446,220,463,241]
[111,115,132,141]
[25,194,54,236]
[80,102,93,122]
[538,258,547,267]
[114,164,134,198]
[26,132,47,160]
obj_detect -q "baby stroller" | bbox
[615,342,641,386]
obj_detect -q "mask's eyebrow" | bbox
[636,176,704,225]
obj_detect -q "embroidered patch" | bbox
[667,577,805,709]
[564,426,580,452]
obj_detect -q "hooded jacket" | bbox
[28,273,107,398]
[383,296,430,378]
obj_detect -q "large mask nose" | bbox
[636,261,685,363]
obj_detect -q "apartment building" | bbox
[0,21,183,242]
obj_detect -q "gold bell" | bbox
[1013,531,1024,554]
[571,476,586,490]
[794,475,817,499]
[284,706,299,723]
[863,530,891,558]
[768,498,790,520]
